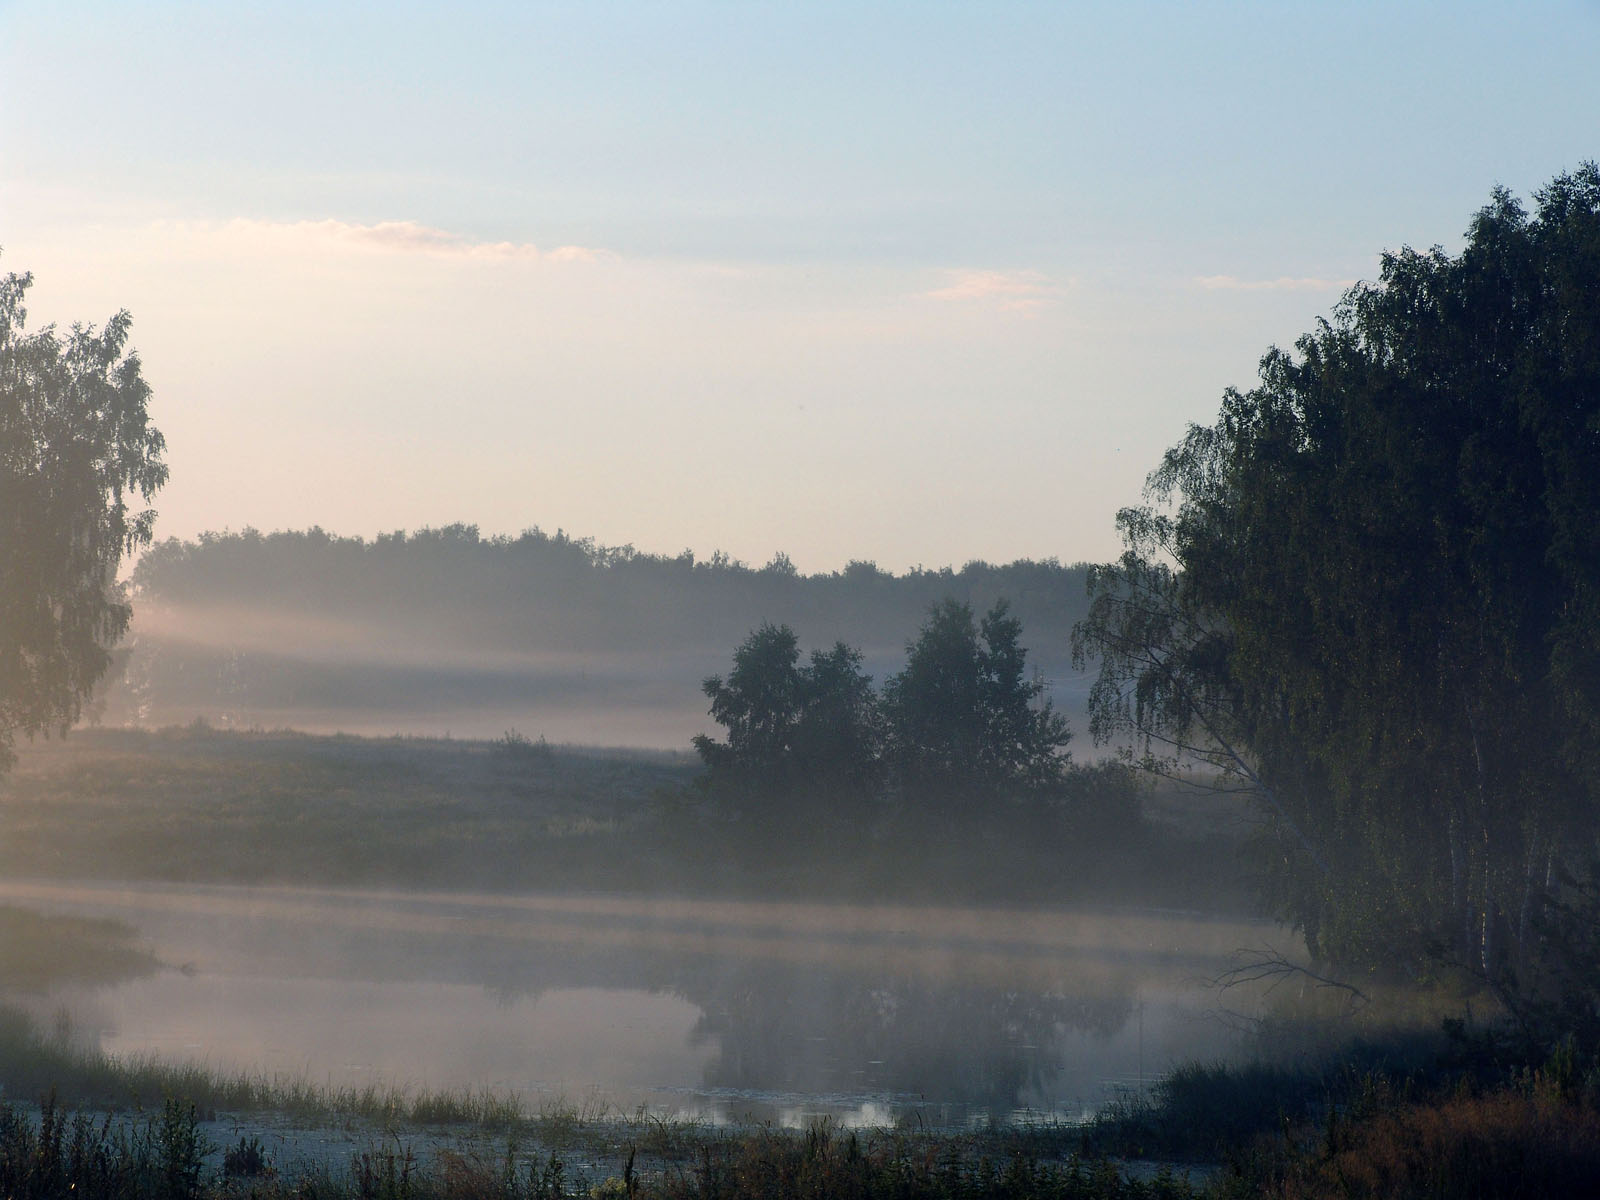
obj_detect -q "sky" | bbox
[2,1,1597,574]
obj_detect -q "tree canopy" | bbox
[884,599,1071,807]
[1073,166,1600,985]
[694,600,1072,835]
[692,623,883,807]
[0,265,166,769]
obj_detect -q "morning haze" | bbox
[2,3,1600,1197]
[99,526,1095,744]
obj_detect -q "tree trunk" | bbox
[1515,823,1542,973]
[1449,804,1472,961]
[1465,706,1495,979]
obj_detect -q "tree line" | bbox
[108,528,1095,733]
[130,525,1093,657]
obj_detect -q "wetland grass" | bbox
[0,1092,1210,1200]
[0,1005,530,1129]
[12,1001,1600,1197]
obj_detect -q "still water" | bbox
[3,879,1278,1127]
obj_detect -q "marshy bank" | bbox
[6,1012,1599,1200]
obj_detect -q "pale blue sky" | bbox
[3,2,1597,571]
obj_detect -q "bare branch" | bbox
[1210,945,1369,1015]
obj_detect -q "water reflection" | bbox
[681,963,1133,1117]
[0,880,1269,1125]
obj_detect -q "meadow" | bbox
[0,725,1245,909]
[0,726,695,895]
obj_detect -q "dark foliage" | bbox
[1073,167,1600,1005]
[697,601,1075,838]
[884,599,1072,812]
[693,625,884,833]
[0,1095,206,1200]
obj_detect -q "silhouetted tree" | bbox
[693,623,804,785]
[0,264,166,771]
[884,599,1070,815]
[788,641,885,802]
[693,624,884,827]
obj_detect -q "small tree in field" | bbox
[693,602,1076,847]
[693,624,883,829]
[883,599,1071,815]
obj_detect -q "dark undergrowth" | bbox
[1080,1020,1600,1199]
[9,1021,1600,1197]
[1082,1028,1458,1163]
[0,1098,1207,1200]
[1221,1081,1600,1199]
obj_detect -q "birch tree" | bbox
[1074,167,1600,979]
[0,264,167,772]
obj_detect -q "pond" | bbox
[1,879,1281,1127]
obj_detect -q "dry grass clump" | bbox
[1248,1085,1600,1200]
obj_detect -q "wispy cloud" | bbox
[1193,274,1354,292]
[173,218,608,263]
[925,269,1065,312]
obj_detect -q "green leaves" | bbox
[693,623,883,805]
[0,265,166,768]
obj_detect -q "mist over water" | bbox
[5,880,1275,1127]
[6,535,1245,1129]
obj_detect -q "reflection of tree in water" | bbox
[374,915,1136,1116]
[672,961,1133,1115]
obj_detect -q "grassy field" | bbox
[0,724,1251,908]
[0,726,699,894]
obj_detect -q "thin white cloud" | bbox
[1193,274,1354,292]
[925,269,1064,312]
[165,218,609,263]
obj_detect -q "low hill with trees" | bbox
[96,528,1095,745]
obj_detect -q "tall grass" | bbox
[0,1095,1208,1200]
[0,1094,211,1200]
[0,1006,529,1130]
